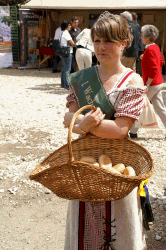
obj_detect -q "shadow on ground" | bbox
[145,194,166,250]
[0,127,58,158]
[27,83,69,95]
[0,68,60,78]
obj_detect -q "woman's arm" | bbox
[64,86,139,138]
[64,102,83,128]
[64,102,105,135]
[63,102,85,134]
[65,105,135,139]
[147,49,158,79]
[68,39,75,47]
[76,78,144,139]
[88,117,135,139]
[77,109,135,139]
[64,106,135,138]
[146,78,153,88]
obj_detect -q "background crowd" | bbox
[52,11,144,81]
[52,11,166,138]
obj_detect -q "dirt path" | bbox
[0,68,166,250]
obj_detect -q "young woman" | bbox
[63,12,147,250]
[60,21,74,89]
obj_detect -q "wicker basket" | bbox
[30,105,154,202]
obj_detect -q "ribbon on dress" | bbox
[139,179,154,230]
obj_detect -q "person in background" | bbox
[69,16,81,73]
[130,25,166,138]
[131,12,141,32]
[131,12,144,74]
[60,21,74,89]
[120,11,140,71]
[52,26,62,73]
[75,28,94,70]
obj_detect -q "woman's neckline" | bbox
[95,65,135,93]
[96,65,126,89]
[96,64,125,80]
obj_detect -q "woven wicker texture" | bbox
[30,105,154,202]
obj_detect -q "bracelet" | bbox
[78,124,88,134]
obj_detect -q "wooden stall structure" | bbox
[20,0,166,71]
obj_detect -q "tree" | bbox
[0,0,31,6]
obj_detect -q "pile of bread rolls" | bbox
[80,154,136,176]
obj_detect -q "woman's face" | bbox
[93,34,126,63]
[67,24,71,31]
[141,33,150,45]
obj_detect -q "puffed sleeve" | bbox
[114,88,146,121]
[66,87,77,108]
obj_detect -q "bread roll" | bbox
[80,156,97,164]
[123,166,136,176]
[98,154,112,169]
[112,163,125,174]
[104,166,122,175]
[93,162,100,167]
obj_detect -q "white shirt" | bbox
[145,43,155,49]
[76,28,94,52]
[60,30,73,53]
[54,27,62,40]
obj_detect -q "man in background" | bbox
[52,26,62,73]
[131,12,141,32]
[131,12,144,74]
[69,16,81,72]
[120,11,140,71]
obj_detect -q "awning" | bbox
[21,0,166,9]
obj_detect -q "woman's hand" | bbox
[63,107,105,134]
[63,112,74,128]
[79,107,105,133]
[63,112,84,128]
[140,54,143,60]
[146,78,153,88]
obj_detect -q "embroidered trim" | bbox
[100,201,116,250]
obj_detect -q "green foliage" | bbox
[2,16,12,26]
[0,0,31,6]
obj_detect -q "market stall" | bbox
[20,0,166,70]
[38,46,54,70]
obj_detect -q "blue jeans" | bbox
[60,54,72,88]
[53,55,60,71]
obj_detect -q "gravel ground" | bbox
[0,68,166,250]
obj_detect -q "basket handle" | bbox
[68,105,97,162]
